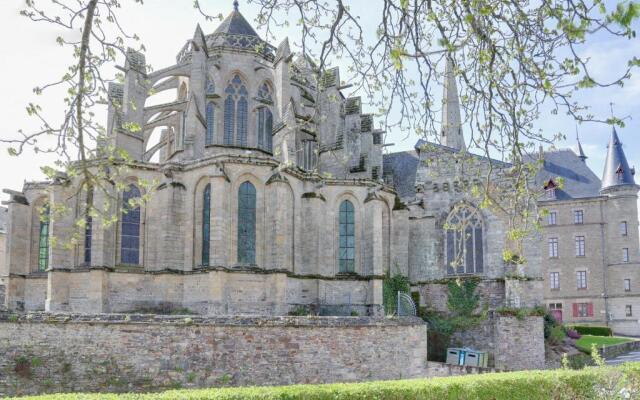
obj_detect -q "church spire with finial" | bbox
[233,0,239,11]
[576,125,587,163]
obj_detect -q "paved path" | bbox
[605,350,640,365]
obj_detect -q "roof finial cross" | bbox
[575,124,580,141]
[609,101,615,118]
[233,0,239,11]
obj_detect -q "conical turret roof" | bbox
[601,127,635,190]
[213,3,260,38]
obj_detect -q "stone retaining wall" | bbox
[599,339,640,359]
[0,313,427,397]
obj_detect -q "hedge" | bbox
[13,363,640,400]
[569,325,613,337]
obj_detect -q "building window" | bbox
[237,181,256,264]
[573,302,592,318]
[626,305,633,317]
[548,237,559,258]
[84,187,94,265]
[206,102,215,146]
[223,74,248,146]
[120,185,141,265]
[256,107,273,152]
[621,221,628,236]
[550,272,560,290]
[623,248,630,263]
[38,204,50,271]
[548,211,557,225]
[546,188,556,199]
[202,184,211,266]
[445,204,484,275]
[576,270,587,289]
[624,278,631,292]
[339,200,356,273]
[574,210,584,224]
[575,236,585,257]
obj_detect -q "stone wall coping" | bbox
[0,312,426,328]
[22,266,385,281]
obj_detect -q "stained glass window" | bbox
[84,187,94,265]
[237,181,256,264]
[38,204,50,271]
[256,107,273,152]
[121,185,141,265]
[202,184,211,266]
[206,102,215,146]
[339,200,355,273]
[444,204,483,275]
[223,74,248,147]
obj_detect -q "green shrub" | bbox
[548,325,566,346]
[15,363,640,400]
[569,325,613,337]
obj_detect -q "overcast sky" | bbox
[0,0,639,204]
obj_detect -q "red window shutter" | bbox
[573,303,579,317]
[587,303,594,317]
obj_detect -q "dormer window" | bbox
[616,165,625,184]
[544,179,558,199]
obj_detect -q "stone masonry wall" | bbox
[0,313,427,397]
[451,315,544,371]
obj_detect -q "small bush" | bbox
[548,325,566,345]
[569,325,613,337]
[566,328,581,339]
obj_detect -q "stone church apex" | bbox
[601,126,636,192]
[441,56,465,151]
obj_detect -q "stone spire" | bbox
[441,56,465,150]
[576,126,587,163]
[601,126,636,191]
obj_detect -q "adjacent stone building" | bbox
[0,206,6,310]
[0,4,538,320]
[538,130,640,335]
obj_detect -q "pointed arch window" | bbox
[237,181,256,264]
[339,200,355,273]
[121,185,141,265]
[206,102,215,146]
[445,204,483,275]
[223,74,248,146]
[84,187,94,265]
[202,184,211,266]
[257,107,273,152]
[38,204,50,271]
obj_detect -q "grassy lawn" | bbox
[575,335,634,353]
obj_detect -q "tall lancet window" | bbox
[206,102,215,146]
[237,181,256,264]
[256,83,273,152]
[339,200,355,273]
[444,204,483,275]
[202,184,211,266]
[84,186,94,265]
[121,185,141,265]
[223,74,248,146]
[38,203,50,271]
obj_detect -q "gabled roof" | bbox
[601,127,635,190]
[534,149,601,200]
[382,150,420,200]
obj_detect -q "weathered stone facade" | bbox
[450,315,545,371]
[0,313,427,397]
[538,131,640,336]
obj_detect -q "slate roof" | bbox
[0,206,7,234]
[534,149,602,200]
[213,8,259,37]
[601,127,636,190]
[382,150,420,200]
